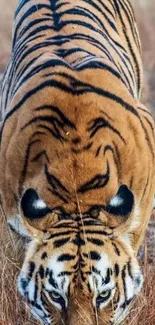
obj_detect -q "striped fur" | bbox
[0,0,155,324]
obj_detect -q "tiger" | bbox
[0,0,155,324]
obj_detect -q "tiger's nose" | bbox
[62,296,96,325]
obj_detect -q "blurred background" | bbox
[0,0,155,115]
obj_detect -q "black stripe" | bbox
[78,161,110,193]
[48,230,78,240]
[113,0,141,93]
[34,273,39,301]
[119,0,140,50]
[137,106,152,116]
[140,118,155,157]
[58,271,73,277]
[88,117,126,143]
[28,261,35,278]
[31,150,50,163]
[72,237,85,246]
[122,265,127,300]
[13,4,51,47]
[83,251,101,261]
[21,115,67,141]
[122,0,141,52]
[58,254,76,262]
[35,105,75,128]
[18,18,51,40]
[20,278,29,291]
[19,139,41,195]
[144,116,155,133]
[48,271,58,289]
[141,173,150,200]
[13,55,42,93]
[53,237,70,248]
[84,229,112,236]
[41,252,48,260]
[51,223,77,230]
[114,263,120,277]
[45,164,70,194]
[96,145,102,157]
[112,141,121,178]
[15,0,33,17]
[127,260,133,279]
[1,75,141,144]
[104,145,115,156]
[87,238,104,246]
[64,6,117,32]
[38,123,68,141]
[47,187,69,204]
[112,242,121,256]
[104,268,111,284]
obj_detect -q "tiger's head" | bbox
[17,188,143,325]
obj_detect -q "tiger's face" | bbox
[18,216,143,325]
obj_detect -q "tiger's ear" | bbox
[21,188,51,219]
[107,185,134,219]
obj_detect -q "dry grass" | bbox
[125,264,155,325]
[0,208,155,325]
[0,209,40,325]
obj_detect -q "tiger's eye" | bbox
[50,291,62,300]
[49,291,66,309]
[99,290,111,298]
[96,289,111,307]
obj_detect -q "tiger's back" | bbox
[2,0,142,109]
[0,1,155,324]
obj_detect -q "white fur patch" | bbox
[115,308,127,325]
[31,308,45,323]
[110,195,124,207]
[89,253,115,308]
[45,254,69,294]
[125,276,134,300]
[29,279,37,301]
[48,254,64,278]
[95,253,111,278]
[33,199,47,210]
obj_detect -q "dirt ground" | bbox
[0,1,155,324]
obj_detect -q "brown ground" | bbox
[0,0,155,324]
